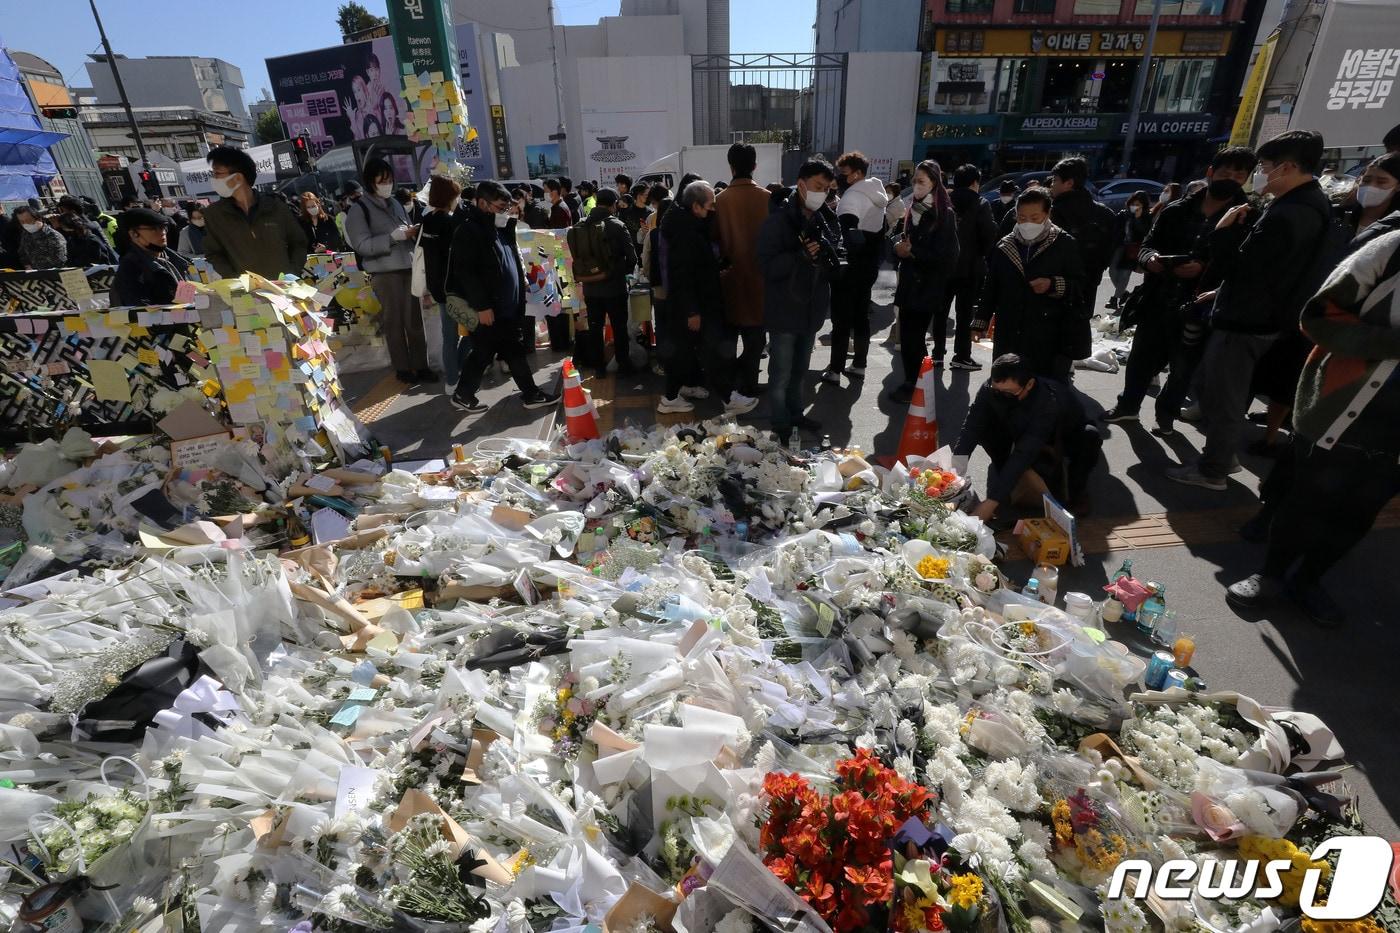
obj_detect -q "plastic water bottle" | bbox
[1137,583,1166,636]
[1022,578,1040,601]
[788,427,801,452]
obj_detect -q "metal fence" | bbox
[691,53,847,158]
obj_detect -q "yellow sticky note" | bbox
[64,316,86,333]
[225,380,254,403]
[129,325,150,338]
[419,89,434,104]
[88,359,131,402]
[137,348,160,366]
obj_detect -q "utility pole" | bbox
[1119,0,1164,178]
[546,0,568,176]
[88,0,150,171]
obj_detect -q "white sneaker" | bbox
[679,385,710,400]
[656,395,694,414]
[724,391,759,416]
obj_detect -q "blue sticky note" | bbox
[347,686,378,703]
[330,704,361,727]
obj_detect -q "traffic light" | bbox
[41,106,78,120]
[292,134,312,174]
[139,170,159,198]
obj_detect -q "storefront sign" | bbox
[936,28,1230,58]
[489,105,512,179]
[1001,112,1215,142]
[917,113,1000,144]
[387,0,458,79]
[1291,0,1400,148]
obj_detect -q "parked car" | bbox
[980,170,1102,203]
[1092,178,1165,211]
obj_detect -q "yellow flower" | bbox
[1018,622,1037,637]
[948,873,983,910]
[917,555,951,580]
[505,849,535,876]
[557,687,572,702]
[1302,919,1386,933]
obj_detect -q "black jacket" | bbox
[1138,187,1249,309]
[563,192,583,225]
[300,214,344,252]
[420,208,462,304]
[447,204,527,318]
[112,245,189,306]
[523,199,552,230]
[1348,207,1400,253]
[990,196,1016,227]
[954,376,1088,504]
[894,202,960,314]
[65,228,117,267]
[1049,187,1118,284]
[1113,208,1153,269]
[756,195,847,334]
[576,206,637,299]
[662,204,724,325]
[975,226,1086,374]
[950,187,996,284]
[1210,179,1331,334]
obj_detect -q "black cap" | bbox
[125,207,169,229]
[340,180,363,197]
[58,195,84,211]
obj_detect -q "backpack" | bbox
[566,218,612,284]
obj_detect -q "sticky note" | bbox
[60,268,92,300]
[330,704,361,727]
[347,687,378,703]
[137,348,160,366]
[87,359,130,402]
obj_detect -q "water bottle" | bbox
[788,427,801,452]
[1022,578,1040,601]
[1137,583,1166,637]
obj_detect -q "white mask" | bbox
[307,205,320,216]
[1015,220,1046,242]
[1250,166,1272,195]
[376,182,394,198]
[999,194,1014,204]
[1356,184,1392,209]
[22,222,42,233]
[913,181,932,200]
[803,188,827,211]
[494,211,510,228]
[210,175,239,198]
[191,217,205,227]
[162,206,178,216]
[1130,206,1142,216]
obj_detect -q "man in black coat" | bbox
[954,353,1103,520]
[661,179,748,414]
[972,188,1084,381]
[569,188,638,378]
[1102,146,1256,433]
[111,208,189,306]
[1047,157,1117,335]
[945,164,997,370]
[1167,130,1333,490]
[446,181,559,414]
[990,179,1019,227]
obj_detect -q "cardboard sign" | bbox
[159,400,231,470]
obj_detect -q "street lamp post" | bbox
[88,0,151,175]
[1119,0,1165,178]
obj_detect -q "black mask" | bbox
[1206,178,1243,201]
[837,176,851,193]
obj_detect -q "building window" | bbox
[1147,58,1216,112]
[1073,0,1122,13]
[946,0,994,12]
[1133,0,1225,13]
[996,59,1033,112]
[1014,0,1057,12]
[929,58,994,114]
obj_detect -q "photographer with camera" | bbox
[757,158,847,440]
[1102,146,1257,436]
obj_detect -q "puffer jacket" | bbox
[756,194,846,335]
[343,194,414,274]
[837,177,890,234]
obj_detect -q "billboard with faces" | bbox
[266,37,406,157]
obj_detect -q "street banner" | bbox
[451,22,492,178]
[1231,31,1276,147]
[266,38,405,156]
[1290,0,1400,148]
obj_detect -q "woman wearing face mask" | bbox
[177,206,207,256]
[1344,153,1400,236]
[344,157,435,384]
[419,174,469,389]
[1151,183,1181,218]
[890,160,960,403]
[970,187,1085,381]
[14,206,67,270]
[299,192,344,253]
[1107,191,1153,310]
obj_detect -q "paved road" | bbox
[345,269,1400,838]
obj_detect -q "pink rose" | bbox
[1191,792,1246,842]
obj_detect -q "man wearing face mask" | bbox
[823,150,889,383]
[972,188,1083,380]
[954,353,1103,521]
[200,146,308,280]
[1102,146,1256,434]
[111,207,191,306]
[14,206,67,270]
[990,180,1019,226]
[1046,158,1117,365]
[757,158,847,439]
[1167,130,1332,490]
[446,180,559,414]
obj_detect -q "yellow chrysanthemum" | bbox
[917,554,951,580]
[948,873,983,910]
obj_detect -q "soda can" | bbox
[1165,669,1190,691]
[1145,650,1176,690]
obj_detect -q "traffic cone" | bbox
[892,355,939,465]
[561,358,600,442]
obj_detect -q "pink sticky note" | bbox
[175,280,197,304]
[264,350,285,369]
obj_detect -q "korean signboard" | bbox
[1290,0,1400,148]
[265,37,406,156]
[937,28,1230,58]
[387,0,458,79]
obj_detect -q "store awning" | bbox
[0,126,69,165]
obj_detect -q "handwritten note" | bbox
[59,268,92,301]
[87,359,130,402]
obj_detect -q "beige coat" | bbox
[714,178,770,327]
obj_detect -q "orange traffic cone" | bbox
[893,355,939,465]
[561,358,600,442]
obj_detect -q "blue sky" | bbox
[2,0,815,105]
